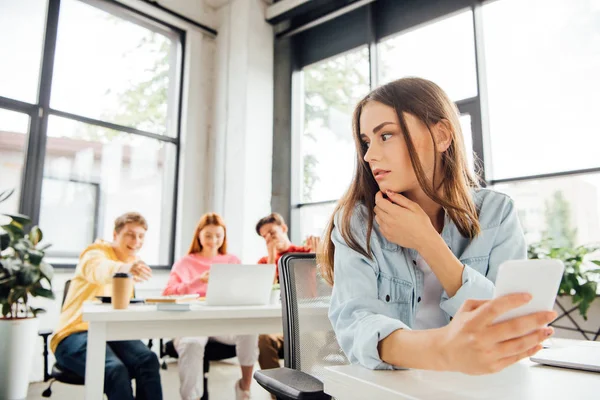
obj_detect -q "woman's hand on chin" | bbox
[374,190,436,250]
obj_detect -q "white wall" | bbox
[26,0,276,383]
[213,0,274,263]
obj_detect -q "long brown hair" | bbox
[318,77,481,285]
[187,213,228,255]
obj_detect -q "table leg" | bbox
[85,321,107,400]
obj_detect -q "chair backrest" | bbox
[279,253,347,380]
[62,280,72,307]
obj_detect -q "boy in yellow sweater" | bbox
[51,212,162,400]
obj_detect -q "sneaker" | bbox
[235,379,251,400]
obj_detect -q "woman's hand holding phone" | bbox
[438,293,556,375]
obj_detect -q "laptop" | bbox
[205,264,276,306]
[531,344,600,372]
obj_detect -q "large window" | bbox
[0,0,183,267]
[378,10,478,102]
[483,0,600,180]
[50,0,178,136]
[495,174,600,247]
[0,0,48,103]
[0,109,30,215]
[286,0,600,248]
[293,47,370,240]
[482,0,600,247]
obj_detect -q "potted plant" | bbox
[528,240,600,339]
[0,189,55,400]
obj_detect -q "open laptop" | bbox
[531,344,600,372]
[205,264,276,306]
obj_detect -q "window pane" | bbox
[295,203,337,243]
[459,114,475,175]
[301,47,370,203]
[0,109,30,214]
[39,116,176,265]
[378,10,477,101]
[494,174,600,247]
[51,0,179,136]
[483,0,600,179]
[0,0,47,103]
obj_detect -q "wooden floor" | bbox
[27,359,274,400]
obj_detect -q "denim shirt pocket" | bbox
[377,272,413,323]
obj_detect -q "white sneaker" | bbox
[235,379,251,400]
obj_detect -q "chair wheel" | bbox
[42,387,52,397]
[161,361,168,370]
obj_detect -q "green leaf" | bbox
[16,266,39,286]
[1,302,10,317]
[26,249,44,266]
[1,223,24,241]
[0,189,14,204]
[0,275,16,286]
[591,260,600,267]
[37,243,52,251]
[39,262,54,281]
[8,287,26,304]
[29,307,46,317]
[29,226,42,246]
[1,213,31,226]
[585,268,600,274]
[30,285,55,300]
[0,232,9,251]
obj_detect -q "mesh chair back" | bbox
[279,253,347,381]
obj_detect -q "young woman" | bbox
[319,77,556,375]
[163,213,258,400]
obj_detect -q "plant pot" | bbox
[0,317,39,400]
[552,295,600,341]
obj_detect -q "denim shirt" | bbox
[328,189,526,370]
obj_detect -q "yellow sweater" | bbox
[50,240,132,353]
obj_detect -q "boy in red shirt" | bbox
[255,213,319,375]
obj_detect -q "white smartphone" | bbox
[492,259,564,324]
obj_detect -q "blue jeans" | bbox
[54,332,162,400]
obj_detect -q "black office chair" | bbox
[38,279,154,397]
[253,253,348,400]
[159,338,237,400]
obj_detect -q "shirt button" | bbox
[385,295,390,302]
[450,317,453,321]
[418,297,422,303]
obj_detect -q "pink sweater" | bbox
[162,253,241,297]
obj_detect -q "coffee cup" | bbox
[112,272,133,310]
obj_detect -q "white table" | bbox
[323,339,600,400]
[82,302,328,400]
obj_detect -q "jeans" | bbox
[54,331,162,400]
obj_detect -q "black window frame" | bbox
[0,0,186,269]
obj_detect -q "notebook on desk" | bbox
[145,294,200,304]
[531,344,600,372]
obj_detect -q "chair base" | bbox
[254,368,331,400]
[41,379,54,398]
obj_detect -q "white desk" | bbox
[82,302,328,400]
[323,339,600,400]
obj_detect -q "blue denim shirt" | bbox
[328,189,526,370]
